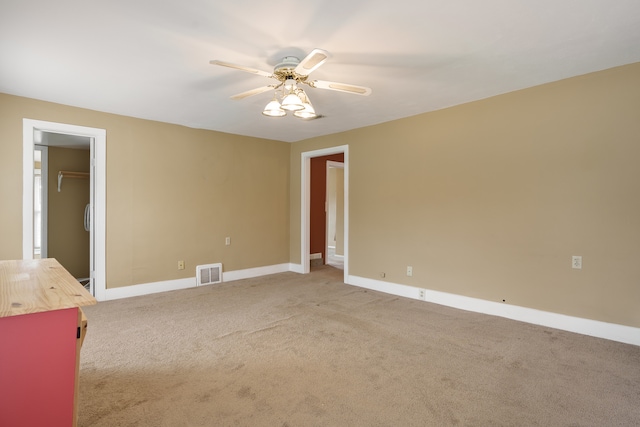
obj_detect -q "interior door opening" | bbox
[309,153,344,268]
[23,119,106,300]
[34,132,92,293]
[301,145,349,282]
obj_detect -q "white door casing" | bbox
[326,160,344,263]
[300,145,349,282]
[23,119,107,301]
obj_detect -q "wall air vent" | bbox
[196,263,222,286]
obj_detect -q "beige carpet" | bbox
[78,266,640,426]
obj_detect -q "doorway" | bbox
[23,119,106,300]
[36,133,92,287]
[301,145,349,282]
[309,153,344,267]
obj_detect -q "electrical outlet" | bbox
[572,256,582,269]
[380,272,386,278]
[225,237,231,246]
[418,289,426,300]
[406,266,413,277]
[178,260,185,270]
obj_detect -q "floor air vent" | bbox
[196,263,222,286]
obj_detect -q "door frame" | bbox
[33,145,48,258]
[300,145,348,281]
[325,160,344,265]
[23,119,107,301]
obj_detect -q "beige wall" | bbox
[290,62,640,328]
[47,146,90,278]
[0,94,290,288]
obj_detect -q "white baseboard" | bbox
[310,253,323,260]
[289,263,305,274]
[104,263,292,301]
[222,263,291,282]
[347,275,640,347]
[105,277,195,300]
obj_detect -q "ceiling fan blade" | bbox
[310,80,372,96]
[230,85,276,100]
[210,60,273,78]
[294,48,330,75]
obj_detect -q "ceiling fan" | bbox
[210,48,372,119]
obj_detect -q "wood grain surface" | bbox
[0,258,96,318]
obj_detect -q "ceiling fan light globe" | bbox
[294,102,317,119]
[262,99,286,117]
[281,93,304,111]
[294,111,317,119]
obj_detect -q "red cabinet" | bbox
[0,259,96,427]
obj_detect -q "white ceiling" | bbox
[1,1,639,143]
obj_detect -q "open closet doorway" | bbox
[23,119,106,301]
[301,145,349,282]
[35,132,91,286]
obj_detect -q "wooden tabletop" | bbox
[0,258,97,318]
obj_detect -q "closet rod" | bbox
[57,170,89,192]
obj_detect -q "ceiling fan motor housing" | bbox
[274,56,306,82]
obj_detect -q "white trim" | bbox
[105,278,195,301]
[347,275,418,299]
[103,263,293,301]
[22,124,34,258]
[325,160,344,264]
[222,263,291,282]
[289,263,305,274]
[326,161,344,168]
[310,253,323,260]
[34,145,48,258]
[301,146,349,281]
[23,119,107,301]
[346,275,640,346]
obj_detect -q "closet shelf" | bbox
[57,170,89,192]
